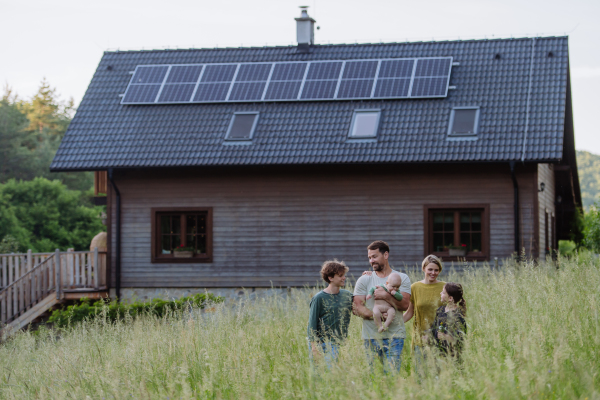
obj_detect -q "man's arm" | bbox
[373,287,411,311]
[352,295,373,320]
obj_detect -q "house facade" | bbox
[51,11,581,300]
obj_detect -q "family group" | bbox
[307,240,467,372]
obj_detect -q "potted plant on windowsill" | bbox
[173,245,195,258]
[448,244,467,256]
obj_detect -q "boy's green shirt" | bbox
[368,286,403,301]
[307,289,353,343]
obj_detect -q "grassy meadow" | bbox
[0,256,599,399]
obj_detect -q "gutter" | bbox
[107,168,121,300]
[509,161,520,256]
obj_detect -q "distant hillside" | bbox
[577,150,600,209]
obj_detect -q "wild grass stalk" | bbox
[0,256,598,399]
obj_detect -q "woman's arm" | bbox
[403,301,414,323]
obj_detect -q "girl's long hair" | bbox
[445,282,466,316]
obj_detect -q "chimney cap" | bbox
[295,6,316,22]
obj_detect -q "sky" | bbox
[1,0,599,153]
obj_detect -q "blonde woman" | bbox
[403,255,445,369]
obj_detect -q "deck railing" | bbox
[0,249,107,327]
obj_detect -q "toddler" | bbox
[366,273,403,332]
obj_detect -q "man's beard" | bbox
[372,263,383,271]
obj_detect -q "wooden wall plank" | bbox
[108,164,537,288]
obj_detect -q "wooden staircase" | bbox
[0,249,107,339]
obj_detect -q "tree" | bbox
[0,81,93,192]
[0,178,105,252]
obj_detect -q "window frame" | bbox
[225,112,259,141]
[447,107,480,138]
[348,109,381,139]
[151,207,213,263]
[423,204,490,262]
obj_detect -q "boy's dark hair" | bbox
[367,240,390,255]
[445,282,467,316]
[320,260,349,284]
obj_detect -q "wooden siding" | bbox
[538,163,556,256]
[108,164,536,288]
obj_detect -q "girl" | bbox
[429,282,467,360]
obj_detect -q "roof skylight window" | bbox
[225,112,259,141]
[349,110,381,139]
[448,107,480,137]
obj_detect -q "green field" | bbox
[1,256,599,399]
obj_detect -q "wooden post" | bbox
[55,249,61,300]
[1,257,6,289]
[8,257,13,322]
[94,248,99,290]
[28,250,33,308]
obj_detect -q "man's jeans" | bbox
[364,338,404,373]
[308,341,340,370]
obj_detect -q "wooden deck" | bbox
[0,249,107,339]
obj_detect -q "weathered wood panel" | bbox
[108,164,537,288]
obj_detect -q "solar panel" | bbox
[229,82,267,101]
[132,66,169,83]
[193,83,231,102]
[122,84,162,103]
[158,84,196,102]
[166,65,203,83]
[121,57,453,104]
[264,81,303,100]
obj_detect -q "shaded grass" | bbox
[0,255,599,399]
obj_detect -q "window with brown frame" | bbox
[424,205,489,261]
[151,208,213,263]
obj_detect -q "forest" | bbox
[0,81,104,253]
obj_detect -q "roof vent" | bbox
[547,51,554,57]
[295,6,316,53]
[494,53,501,60]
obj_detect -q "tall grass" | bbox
[1,256,599,399]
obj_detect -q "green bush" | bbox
[47,293,224,328]
[583,202,600,253]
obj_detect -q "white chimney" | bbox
[295,6,315,51]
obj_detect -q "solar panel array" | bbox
[121,57,453,104]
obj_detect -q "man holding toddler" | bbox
[353,240,411,373]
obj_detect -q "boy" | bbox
[307,260,354,368]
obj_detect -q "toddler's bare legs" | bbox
[381,308,396,332]
[372,306,383,331]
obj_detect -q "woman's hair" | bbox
[444,282,467,315]
[421,254,443,272]
[320,260,349,284]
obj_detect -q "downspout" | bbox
[107,168,121,300]
[509,161,520,257]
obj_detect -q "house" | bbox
[50,9,581,301]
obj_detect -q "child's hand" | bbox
[366,294,372,300]
[362,271,372,276]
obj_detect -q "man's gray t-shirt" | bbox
[354,270,411,340]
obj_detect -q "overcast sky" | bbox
[1,0,598,153]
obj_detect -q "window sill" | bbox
[432,252,487,262]
[152,256,212,264]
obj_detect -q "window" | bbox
[448,107,480,137]
[424,205,489,261]
[151,208,212,263]
[226,112,259,140]
[349,110,381,138]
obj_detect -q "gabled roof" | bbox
[50,36,570,171]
